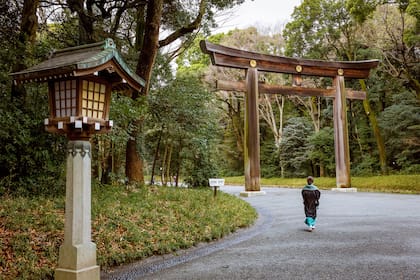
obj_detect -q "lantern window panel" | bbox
[100,84,105,93]
[53,79,77,118]
[81,80,107,119]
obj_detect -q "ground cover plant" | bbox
[225,175,420,194]
[0,184,257,280]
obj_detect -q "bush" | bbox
[0,90,66,196]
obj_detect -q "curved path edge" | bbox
[101,188,271,280]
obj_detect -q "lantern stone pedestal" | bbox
[55,141,99,280]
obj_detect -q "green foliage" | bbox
[0,183,257,279]
[378,91,420,171]
[279,117,313,177]
[176,33,224,75]
[0,87,66,196]
[306,127,336,176]
[352,154,381,176]
[346,0,378,23]
[91,94,148,182]
[0,1,19,90]
[0,6,73,196]
[184,148,219,187]
[283,0,344,58]
[146,72,221,186]
[260,140,280,178]
[405,0,420,46]
[160,0,245,34]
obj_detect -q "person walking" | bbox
[302,176,321,232]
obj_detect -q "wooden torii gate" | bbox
[200,41,378,194]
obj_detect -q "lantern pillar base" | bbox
[331,187,357,193]
[55,265,99,280]
[55,141,99,280]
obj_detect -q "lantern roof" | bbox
[11,38,145,93]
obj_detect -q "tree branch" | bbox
[158,0,206,48]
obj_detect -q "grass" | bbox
[225,174,420,194]
[0,184,257,280]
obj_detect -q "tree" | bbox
[306,127,335,176]
[357,2,420,99]
[279,117,313,177]
[378,90,420,172]
[11,0,40,99]
[147,72,220,187]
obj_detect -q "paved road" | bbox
[103,186,420,280]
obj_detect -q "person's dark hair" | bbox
[307,176,314,185]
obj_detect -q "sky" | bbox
[213,0,302,33]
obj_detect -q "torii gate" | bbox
[200,41,378,194]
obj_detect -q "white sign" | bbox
[209,178,225,187]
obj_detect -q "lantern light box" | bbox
[11,38,145,139]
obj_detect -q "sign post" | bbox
[209,178,225,197]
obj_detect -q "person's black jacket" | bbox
[302,185,321,218]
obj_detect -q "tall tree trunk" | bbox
[166,144,173,185]
[161,142,169,186]
[125,120,144,184]
[12,0,39,99]
[319,163,325,177]
[359,80,388,174]
[259,94,285,149]
[125,1,163,183]
[66,0,95,44]
[175,140,183,187]
[150,129,162,185]
[20,0,39,44]
[135,0,163,97]
[135,3,146,51]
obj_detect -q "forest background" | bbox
[0,0,419,196]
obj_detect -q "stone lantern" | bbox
[11,38,144,280]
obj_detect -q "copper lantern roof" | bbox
[11,38,145,93]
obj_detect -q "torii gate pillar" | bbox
[333,76,352,190]
[244,67,262,192]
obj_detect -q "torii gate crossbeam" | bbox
[200,40,378,193]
